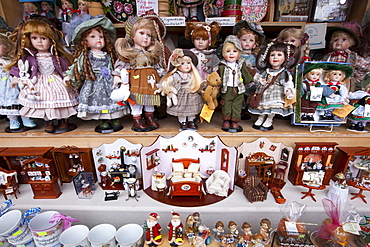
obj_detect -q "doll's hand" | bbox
[11,78,19,89]
[113,76,122,89]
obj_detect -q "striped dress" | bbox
[19,53,79,120]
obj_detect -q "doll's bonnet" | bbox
[326,21,362,48]
[324,63,354,79]
[124,13,166,41]
[168,48,198,71]
[72,16,116,44]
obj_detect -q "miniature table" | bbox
[348,180,370,204]
[301,184,326,202]
[245,160,274,180]
[151,174,166,191]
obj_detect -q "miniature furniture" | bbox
[1,169,20,200]
[23,156,62,199]
[288,142,337,186]
[245,152,275,182]
[205,170,231,197]
[167,158,204,199]
[348,180,370,204]
[300,183,326,202]
[272,161,288,187]
[151,172,166,191]
[51,146,96,184]
[333,147,370,180]
[270,187,286,204]
[243,175,269,203]
[0,147,53,184]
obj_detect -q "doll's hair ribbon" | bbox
[49,213,79,231]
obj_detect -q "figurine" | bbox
[322,22,370,91]
[316,64,353,121]
[259,218,271,243]
[144,213,163,246]
[177,0,205,22]
[212,221,224,242]
[39,1,55,19]
[185,22,221,85]
[347,85,370,132]
[113,14,167,132]
[23,2,39,20]
[161,48,202,130]
[277,27,310,62]
[124,178,140,201]
[241,222,253,243]
[218,35,253,132]
[8,16,79,133]
[227,221,238,238]
[249,42,300,131]
[64,17,128,133]
[0,33,36,132]
[233,21,265,69]
[59,0,76,23]
[300,64,334,122]
[167,211,184,246]
[198,225,212,245]
[251,233,264,247]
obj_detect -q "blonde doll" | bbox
[8,16,79,133]
[277,28,310,62]
[161,49,202,131]
[316,64,353,121]
[64,17,129,133]
[23,2,39,20]
[59,0,76,23]
[113,15,167,132]
[0,34,36,132]
[185,22,221,85]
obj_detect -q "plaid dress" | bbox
[248,68,294,116]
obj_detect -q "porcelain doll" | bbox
[185,22,221,86]
[39,1,55,19]
[347,85,370,132]
[249,41,300,131]
[198,225,212,245]
[23,2,39,20]
[259,218,271,243]
[178,0,205,22]
[277,27,310,62]
[64,17,128,133]
[212,221,224,242]
[144,213,163,246]
[218,35,253,133]
[0,34,36,132]
[233,21,265,69]
[316,64,353,121]
[161,48,202,131]
[241,222,253,243]
[113,15,167,132]
[8,16,79,133]
[300,64,335,122]
[322,22,370,91]
[167,211,184,246]
[59,0,76,23]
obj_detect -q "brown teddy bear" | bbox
[203,71,222,110]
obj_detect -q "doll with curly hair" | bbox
[277,28,310,62]
[64,17,129,133]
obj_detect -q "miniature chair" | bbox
[272,161,288,187]
[243,175,269,203]
[205,170,231,197]
[3,175,20,200]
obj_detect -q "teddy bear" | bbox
[203,71,222,110]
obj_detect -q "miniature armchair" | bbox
[3,175,20,200]
[205,170,231,197]
[243,175,269,203]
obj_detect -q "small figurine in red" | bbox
[322,22,370,91]
[144,213,163,246]
[241,222,253,243]
[167,211,184,246]
[59,0,76,23]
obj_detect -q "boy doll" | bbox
[322,22,370,91]
[218,35,253,133]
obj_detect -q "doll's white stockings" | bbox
[262,113,275,128]
[254,115,266,126]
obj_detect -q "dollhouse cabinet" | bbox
[51,146,96,184]
[23,156,62,199]
[0,147,53,184]
[333,147,370,181]
[288,142,337,186]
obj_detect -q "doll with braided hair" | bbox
[248,42,301,131]
[64,17,129,133]
[113,14,167,132]
[277,28,310,63]
[185,22,221,87]
[8,16,79,133]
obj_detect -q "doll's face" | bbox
[86,28,105,51]
[269,50,285,70]
[332,35,351,51]
[62,0,73,10]
[79,2,88,12]
[330,71,344,82]
[30,33,51,53]
[24,3,37,13]
[306,71,321,81]
[133,28,152,49]
[177,58,192,73]
[283,36,301,47]
[193,37,209,51]
[224,47,240,63]
[41,2,51,11]
[239,33,256,51]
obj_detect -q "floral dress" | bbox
[0,57,21,116]
[69,51,129,120]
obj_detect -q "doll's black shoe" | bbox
[300,114,308,121]
[111,119,123,132]
[230,121,243,132]
[252,124,261,130]
[347,123,357,131]
[355,122,367,132]
[221,120,230,131]
[260,125,274,131]
[187,121,198,130]
[307,115,315,121]
[180,122,187,131]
